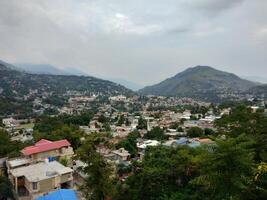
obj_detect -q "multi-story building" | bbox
[6,139,75,200]
[9,161,73,200]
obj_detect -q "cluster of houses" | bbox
[2,139,76,200]
[1,94,266,200]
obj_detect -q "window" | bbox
[32,182,38,190]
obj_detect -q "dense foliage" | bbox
[33,113,94,149]
[76,133,116,200]
[0,130,31,158]
[78,106,267,200]
[0,176,14,200]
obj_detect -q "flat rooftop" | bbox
[7,157,31,168]
[10,161,73,182]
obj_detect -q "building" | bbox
[112,148,131,162]
[164,137,200,148]
[20,139,74,165]
[2,117,17,128]
[137,140,160,159]
[9,161,73,200]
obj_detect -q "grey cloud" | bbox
[184,0,245,14]
[0,0,266,85]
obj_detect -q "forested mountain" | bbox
[0,61,133,97]
[246,84,267,97]
[15,63,86,76]
[139,66,258,102]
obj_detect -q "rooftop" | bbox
[10,161,73,182]
[137,140,160,149]
[112,148,130,157]
[7,157,31,168]
[21,139,71,156]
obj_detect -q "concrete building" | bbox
[9,161,73,200]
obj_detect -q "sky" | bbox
[0,0,267,86]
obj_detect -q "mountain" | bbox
[139,66,258,101]
[246,84,267,97]
[108,78,144,91]
[0,60,133,98]
[0,60,20,71]
[241,75,267,84]
[15,63,87,76]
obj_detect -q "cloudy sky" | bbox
[0,0,266,85]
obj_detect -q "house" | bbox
[20,139,74,165]
[112,148,130,162]
[34,189,78,200]
[9,161,73,200]
[137,140,160,150]
[164,137,214,148]
[136,140,160,159]
[163,137,200,148]
[7,157,32,174]
[2,117,17,128]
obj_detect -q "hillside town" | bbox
[0,93,267,200]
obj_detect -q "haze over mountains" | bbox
[1,59,266,102]
[14,63,142,91]
[16,63,86,76]
[0,60,133,97]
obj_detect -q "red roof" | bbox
[21,139,71,156]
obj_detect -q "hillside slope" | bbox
[139,66,257,101]
[246,84,267,97]
[0,61,133,97]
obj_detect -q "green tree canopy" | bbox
[76,133,116,200]
[192,134,255,200]
[144,127,167,141]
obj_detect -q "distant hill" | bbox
[0,60,133,97]
[241,75,267,84]
[139,66,258,102]
[246,84,267,97]
[108,78,144,91]
[15,63,87,76]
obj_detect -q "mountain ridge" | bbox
[139,66,259,101]
[0,60,134,97]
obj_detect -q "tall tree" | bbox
[192,134,255,200]
[215,105,267,162]
[76,133,115,200]
[117,146,200,200]
[0,176,14,200]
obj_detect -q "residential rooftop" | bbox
[21,139,71,156]
[10,161,73,182]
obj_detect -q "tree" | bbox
[0,130,29,158]
[117,131,140,157]
[116,115,125,126]
[204,128,215,136]
[144,127,167,141]
[116,146,200,200]
[192,134,255,200]
[76,133,115,200]
[137,117,147,130]
[59,157,69,167]
[215,105,267,162]
[187,127,203,138]
[0,176,14,200]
